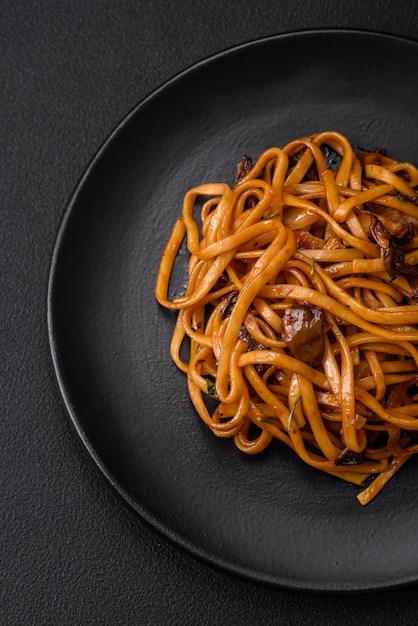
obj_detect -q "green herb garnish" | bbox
[257,416,276,425]
[395,191,407,201]
[206,378,218,399]
[287,394,302,432]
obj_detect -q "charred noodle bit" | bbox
[155,131,418,505]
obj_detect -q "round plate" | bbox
[48,30,418,592]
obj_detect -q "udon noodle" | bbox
[155,131,418,504]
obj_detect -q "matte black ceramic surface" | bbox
[48,31,418,591]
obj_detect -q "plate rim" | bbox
[47,28,418,593]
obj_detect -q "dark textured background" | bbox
[3,1,418,624]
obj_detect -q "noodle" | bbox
[155,131,418,505]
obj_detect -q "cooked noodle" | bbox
[155,131,418,505]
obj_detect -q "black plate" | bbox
[48,30,418,592]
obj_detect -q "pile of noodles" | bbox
[155,131,418,504]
